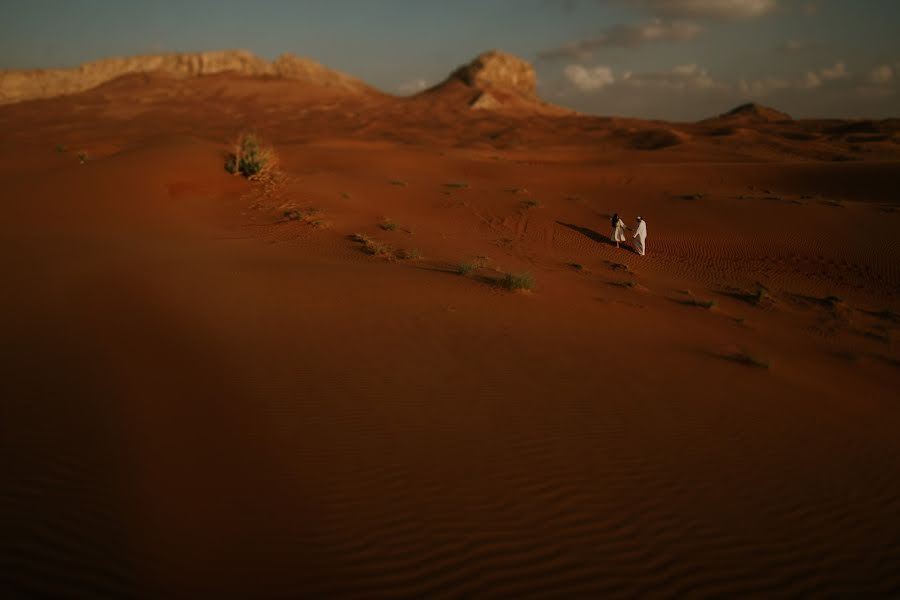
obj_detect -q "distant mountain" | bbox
[712,102,792,123]
[0,50,373,104]
[416,50,571,115]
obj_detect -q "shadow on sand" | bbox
[558,221,638,253]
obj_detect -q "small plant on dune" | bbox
[55,144,67,153]
[611,280,637,289]
[457,262,479,276]
[351,233,393,258]
[284,207,322,223]
[500,272,536,292]
[340,192,352,199]
[225,133,276,179]
[379,218,399,232]
[366,241,393,258]
[77,151,89,164]
[389,179,408,187]
[444,181,470,189]
[731,351,770,370]
[521,199,542,209]
[569,263,584,271]
[398,248,422,260]
[681,297,717,309]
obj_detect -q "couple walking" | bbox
[611,213,647,256]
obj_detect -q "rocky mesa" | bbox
[0,49,372,104]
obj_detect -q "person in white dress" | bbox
[633,216,647,256]
[611,213,627,248]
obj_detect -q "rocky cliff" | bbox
[0,50,371,104]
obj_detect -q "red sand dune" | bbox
[1,50,899,598]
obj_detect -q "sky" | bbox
[1,0,899,120]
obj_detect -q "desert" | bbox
[1,26,900,600]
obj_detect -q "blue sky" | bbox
[2,0,899,119]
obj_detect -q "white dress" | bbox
[633,220,647,255]
[612,219,627,243]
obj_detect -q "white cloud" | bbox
[564,64,615,90]
[799,71,822,89]
[740,61,854,97]
[623,63,721,89]
[867,65,893,85]
[397,78,428,95]
[539,18,701,60]
[564,62,725,94]
[820,61,849,81]
[640,0,778,20]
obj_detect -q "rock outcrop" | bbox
[449,50,537,99]
[0,50,371,104]
[717,102,792,123]
[425,50,569,115]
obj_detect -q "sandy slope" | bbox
[1,71,899,599]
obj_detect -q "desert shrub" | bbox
[399,248,422,260]
[225,133,274,179]
[457,262,478,276]
[77,151,89,164]
[500,272,535,291]
[732,351,770,370]
[681,297,717,309]
[444,182,469,189]
[56,144,67,153]
[379,219,399,231]
[521,199,542,209]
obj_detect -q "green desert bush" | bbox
[680,297,717,309]
[521,199,542,209]
[379,219,399,231]
[500,272,535,291]
[225,133,275,179]
[457,262,478,276]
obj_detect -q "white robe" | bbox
[633,220,647,255]
[612,219,627,243]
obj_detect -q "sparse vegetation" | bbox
[340,192,352,199]
[366,241,393,257]
[521,198,542,209]
[444,182,469,189]
[283,207,322,224]
[77,151,89,164]
[379,219,399,231]
[680,297,718,309]
[351,232,393,258]
[458,255,490,275]
[398,248,422,260]
[389,179,408,187]
[500,272,536,292]
[729,351,770,370]
[55,144,67,153]
[610,280,637,288]
[568,262,584,271]
[225,133,275,179]
[457,262,479,276]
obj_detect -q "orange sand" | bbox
[1,70,899,598]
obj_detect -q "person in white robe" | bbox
[611,213,627,248]
[633,216,647,256]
